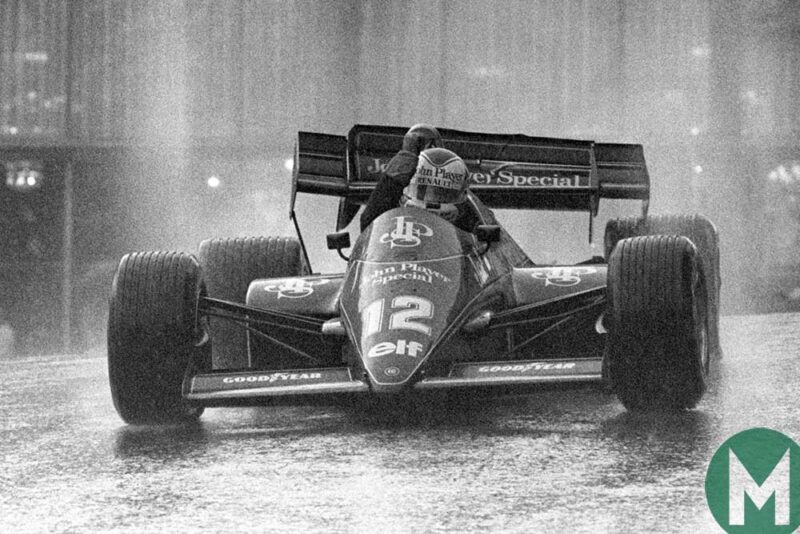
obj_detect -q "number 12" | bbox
[361,296,434,337]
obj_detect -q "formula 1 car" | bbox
[107,125,721,424]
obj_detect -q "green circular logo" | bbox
[706,428,800,533]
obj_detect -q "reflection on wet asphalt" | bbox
[1,314,799,533]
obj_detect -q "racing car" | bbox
[107,125,721,424]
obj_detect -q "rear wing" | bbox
[292,124,649,228]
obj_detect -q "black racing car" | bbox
[107,125,720,424]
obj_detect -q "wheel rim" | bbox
[699,311,709,373]
[694,269,710,375]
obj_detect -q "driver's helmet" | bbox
[401,148,469,221]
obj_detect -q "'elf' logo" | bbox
[705,428,800,533]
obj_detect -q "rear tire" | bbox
[607,235,709,412]
[197,237,309,370]
[107,251,207,424]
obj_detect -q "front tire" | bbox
[607,235,709,411]
[605,214,721,360]
[198,237,309,370]
[107,251,207,424]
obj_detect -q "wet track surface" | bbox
[2,314,799,533]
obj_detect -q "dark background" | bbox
[1,0,799,354]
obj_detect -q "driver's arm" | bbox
[360,174,406,231]
[359,151,418,231]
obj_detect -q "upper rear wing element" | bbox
[292,124,649,228]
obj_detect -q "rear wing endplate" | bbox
[292,125,649,228]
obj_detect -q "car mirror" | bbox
[475,225,501,243]
[326,231,351,251]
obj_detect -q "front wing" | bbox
[183,357,604,407]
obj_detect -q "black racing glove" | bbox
[402,123,442,154]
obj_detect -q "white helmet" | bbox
[401,148,469,221]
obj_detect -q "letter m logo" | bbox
[729,448,791,525]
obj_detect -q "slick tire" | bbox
[197,237,309,370]
[607,235,710,412]
[604,214,721,360]
[107,251,207,425]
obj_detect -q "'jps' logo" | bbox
[264,278,327,299]
[705,428,800,532]
[379,216,433,248]
[530,267,597,287]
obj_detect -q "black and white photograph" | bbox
[1,1,799,532]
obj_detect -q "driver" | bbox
[400,147,478,232]
[359,123,443,231]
